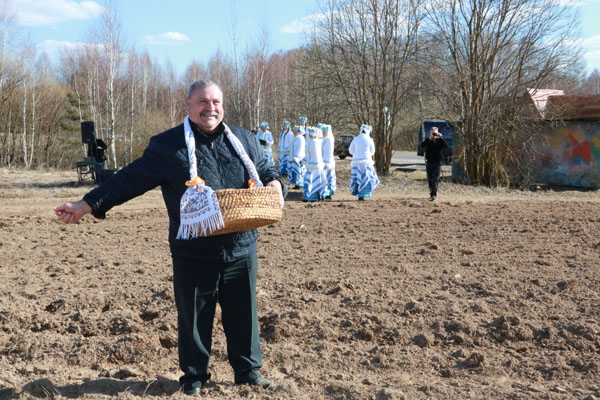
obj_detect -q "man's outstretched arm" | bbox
[54,200,92,224]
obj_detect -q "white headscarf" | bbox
[307,126,322,139]
[360,124,373,136]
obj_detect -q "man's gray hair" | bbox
[187,79,222,99]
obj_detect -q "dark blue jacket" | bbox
[83,122,286,262]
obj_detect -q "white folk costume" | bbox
[349,124,380,200]
[256,121,275,167]
[302,127,327,202]
[277,121,293,176]
[321,124,336,199]
[288,126,306,188]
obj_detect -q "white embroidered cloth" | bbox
[176,116,262,239]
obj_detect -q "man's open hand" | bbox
[266,180,285,209]
[54,200,92,223]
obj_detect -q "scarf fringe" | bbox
[176,212,225,239]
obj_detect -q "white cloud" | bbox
[143,32,190,45]
[580,35,600,71]
[580,34,600,46]
[586,49,600,58]
[557,0,600,5]
[37,39,105,57]
[13,0,103,26]
[281,13,327,35]
[38,39,85,52]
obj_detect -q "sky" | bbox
[6,0,600,76]
[8,0,322,76]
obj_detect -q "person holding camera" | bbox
[421,126,448,201]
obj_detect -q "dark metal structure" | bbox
[76,121,113,184]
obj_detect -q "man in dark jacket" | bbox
[54,79,286,395]
[421,126,448,201]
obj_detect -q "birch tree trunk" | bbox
[22,77,28,168]
[29,63,36,167]
[107,22,118,169]
[142,51,150,113]
[95,0,125,170]
[227,2,244,127]
[128,51,137,163]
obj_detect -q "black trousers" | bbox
[172,252,262,383]
[426,162,442,196]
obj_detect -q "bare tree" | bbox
[310,0,421,175]
[226,0,245,127]
[580,69,600,95]
[0,0,17,106]
[425,0,581,186]
[126,48,138,162]
[244,22,271,130]
[21,67,28,167]
[165,60,179,127]
[140,50,151,113]
[28,55,37,167]
[0,0,23,166]
[183,60,207,86]
[93,0,126,169]
[83,45,102,144]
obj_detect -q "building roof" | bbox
[524,88,600,120]
[525,88,565,118]
[544,95,600,120]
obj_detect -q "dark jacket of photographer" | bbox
[421,137,448,165]
[82,121,286,262]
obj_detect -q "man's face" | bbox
[186,84,224,134]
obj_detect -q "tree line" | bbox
[0,0,595,186]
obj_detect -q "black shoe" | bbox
[293,185,301,189]
[182,380,203,395]
[180,373,210,396]
[429,195,436,201]
[235,373,276,389]
[358,197,365,201]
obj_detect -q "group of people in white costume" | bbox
[264,117,379,201]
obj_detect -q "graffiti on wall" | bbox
[537,122,600,188]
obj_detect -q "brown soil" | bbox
[1,161,599,400]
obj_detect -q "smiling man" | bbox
[186,81,224,133]
[54,79,286,395]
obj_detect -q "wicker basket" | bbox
[204,186,282,236]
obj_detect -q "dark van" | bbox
[334,134,355,159]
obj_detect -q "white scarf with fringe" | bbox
[176,116,262,239]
